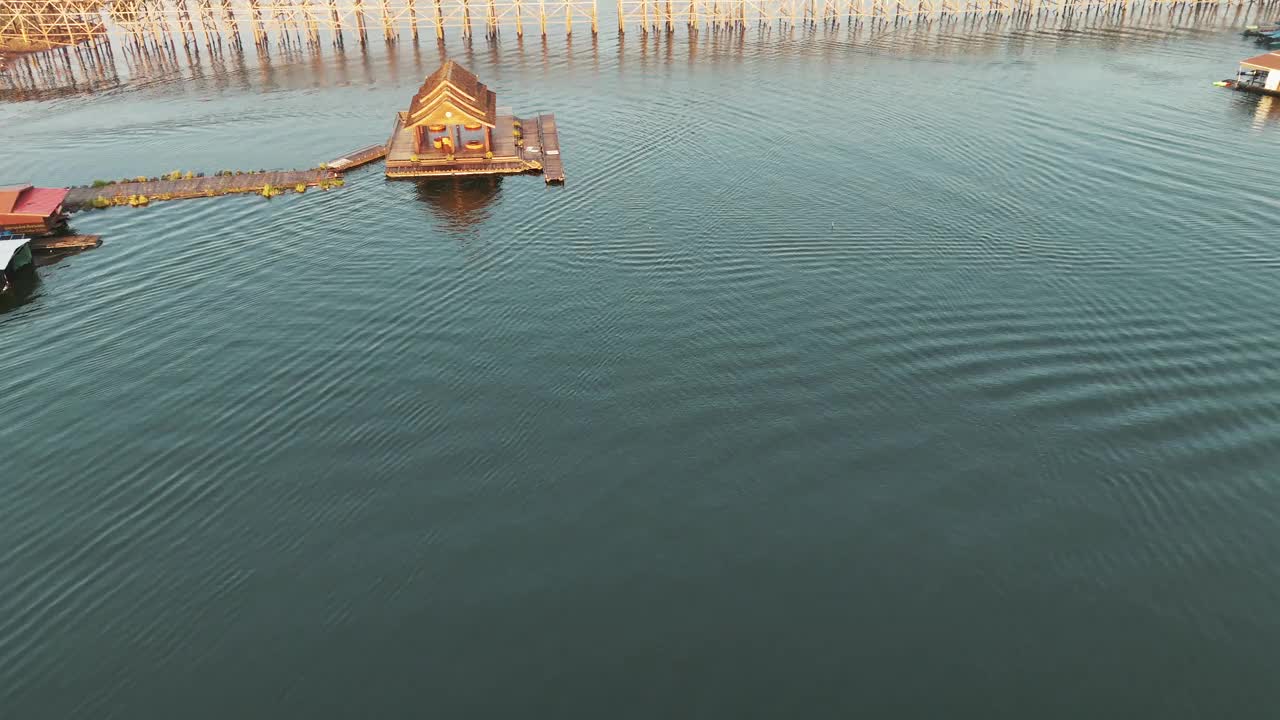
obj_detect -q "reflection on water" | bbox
[1245,93,1280,127]
[413,176,504,228]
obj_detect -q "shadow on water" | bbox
[412,176,504,228]
[0,270,41,315]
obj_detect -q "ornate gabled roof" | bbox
[406,60,498,128]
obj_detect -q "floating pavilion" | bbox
[385,60,564,184]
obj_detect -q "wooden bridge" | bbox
[5,0,1275,59]
[2,0,598,55]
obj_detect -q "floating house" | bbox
[0,184,69,236]
[385,60,564,184]
[1227,52,1280,96]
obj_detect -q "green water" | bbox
[3,17,1280,717]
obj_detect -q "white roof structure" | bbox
[0,237,31,268]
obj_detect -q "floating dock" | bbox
[66,169,338,209]
[537,114,565,185]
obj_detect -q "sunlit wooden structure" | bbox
[385,59,564,183]
[5,0,1278,60]
[2,0,595,56]
[0,0,105,53]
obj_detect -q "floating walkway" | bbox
[325,145,389,172]
[537,114,565,185]
[66,169,338,209]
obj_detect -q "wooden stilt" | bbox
[355,0,367,42]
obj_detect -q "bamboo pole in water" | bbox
[304,0,321,44]
[354,0,367,42]
[248,0,266,44]
[382,0,396,40]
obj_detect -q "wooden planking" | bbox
[65,169,336,208]
[325,144,388,171]
[493,110,518,159]
[30,234,101,252]
[385,160,532,178]
[537,113,565,184]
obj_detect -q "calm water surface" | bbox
[3,14,1280,718]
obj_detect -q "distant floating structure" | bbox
[385,60,564,183]
[1221,51,1280,96]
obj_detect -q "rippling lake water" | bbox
[3,12,1280,717]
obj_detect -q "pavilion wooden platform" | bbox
[385,113,563,182]
[384,61,564,183]
[65,169,338,209]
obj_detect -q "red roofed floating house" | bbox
[0,184,70,236]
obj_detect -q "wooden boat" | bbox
[0,235,34,296]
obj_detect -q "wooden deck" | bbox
[384,112,565,183]
[325,144,389,172]
[65,169,337,209]
[537,113,565,184]
[30,234,101,252]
